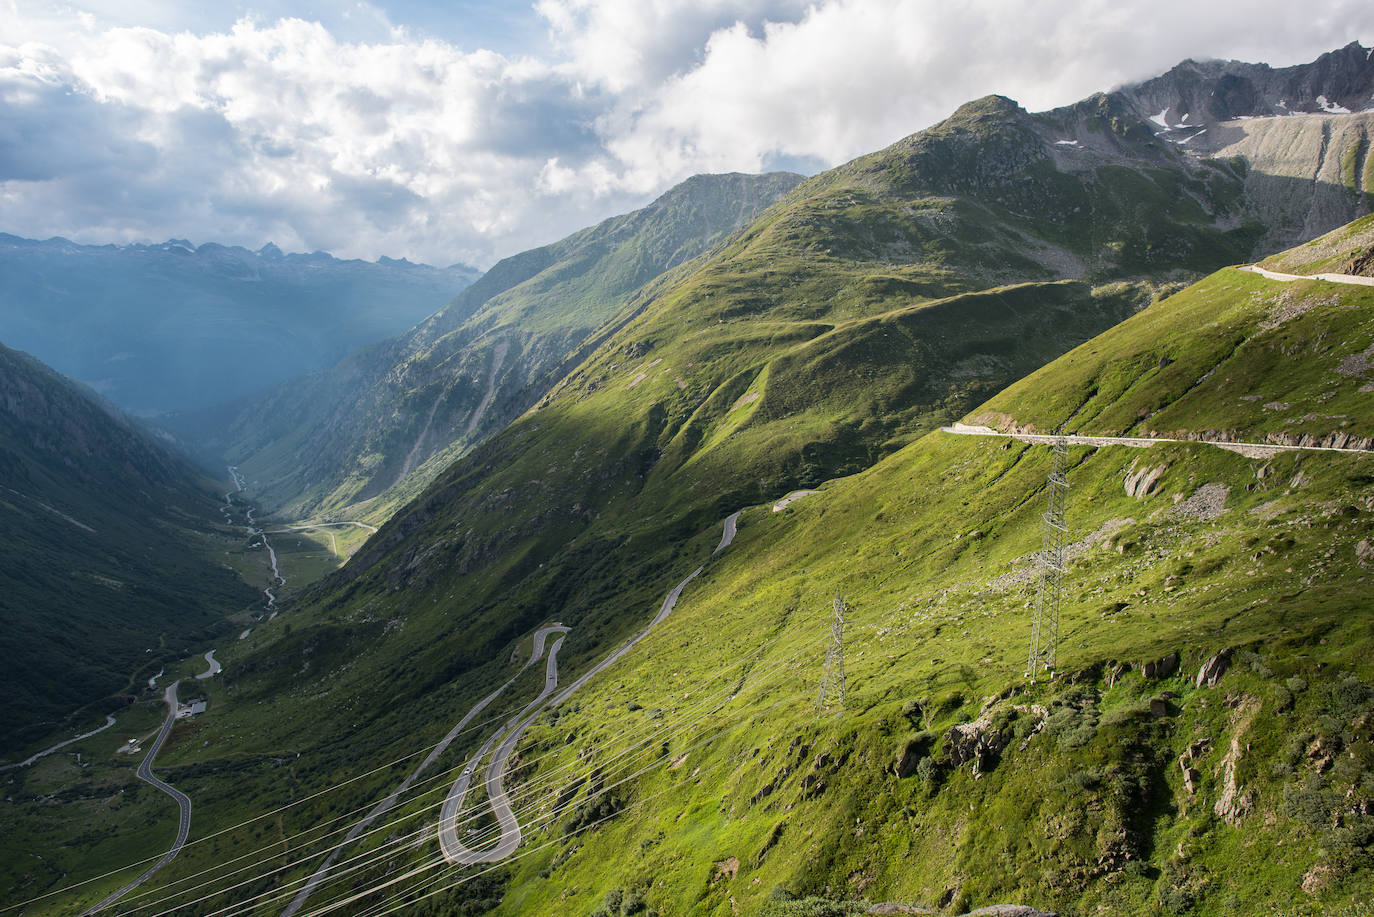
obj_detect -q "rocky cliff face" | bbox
[1115,41,1374,123]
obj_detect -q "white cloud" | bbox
[0,0,1370,266]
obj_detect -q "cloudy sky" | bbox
[2,1,1370,268]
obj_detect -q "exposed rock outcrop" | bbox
[1215,696,1261,825]
[1143,652,1180,679]
[1196,649,1232,688]
[1124,461,1168,498]
[946,713,1010,778]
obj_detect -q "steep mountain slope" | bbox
[175,172,804,521]
[0,343,256,751]
[1074,41,1374,254]
[482,247,1372,916]
[10,47,1374,916]
[0,235,477,415]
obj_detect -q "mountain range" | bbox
[0,235,478,415]
[1,43,1373,917]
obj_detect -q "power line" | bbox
[816,593,847,715]
[116,620,827,917]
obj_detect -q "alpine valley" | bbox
[3,43,1374,917]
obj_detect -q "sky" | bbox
[1,1,1371,268]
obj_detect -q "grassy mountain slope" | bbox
[177,172,804,523]
[0,343,257,751]
[1258,212,1374,276]
[12,48,1374,914]
[181,48,1374,529]
[435,224,1374,916]
[32,218,1373,917]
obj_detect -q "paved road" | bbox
[772,490,819,512]
[438,635,567,864]
[264,521,380,536]
[82,684,191,915]
[1240,264,1374,287]
[196,650,221,679]
[941,423,1373,457]
[436,511,742,866]
[281,624,569,915]
[0,714,117,771]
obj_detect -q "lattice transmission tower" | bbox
[816,593,847,715]
[1026,437,1070,682]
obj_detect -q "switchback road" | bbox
[437,634,567,864]
[82,683,191,914]
[437,511,742,865]
[281,624,568,916]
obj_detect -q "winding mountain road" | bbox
[280,624,568,916]
[0,714,117,771]
[196,651,221,679]
[437,511,742,865]
[82,683,191,915]
[437,634,567,864]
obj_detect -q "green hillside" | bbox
[8,77,1374,916]
[0,343,258,752]
[175,172,804,524]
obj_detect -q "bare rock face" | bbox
[1196,649,1232,688]
[1214,697,1261,825]
[1143,651,1180,679]
[1357,539,1373,567]
[1124,461,1168,498]
[946,713,1010,779]
[1178,740,1209,798]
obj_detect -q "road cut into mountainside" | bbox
[436,510,743,866]
[82,683,192,915]
[1240,263,1374,286]
[0,714,117,771]
[773,490,820,512]
[280,624,569,916]
[196,650,221,679]
[437,635,567,864]
[941,424,1374,458]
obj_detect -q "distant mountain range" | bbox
[0,235,478,415]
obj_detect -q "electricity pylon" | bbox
[817,593,847,715]
[1027,438,1069,682]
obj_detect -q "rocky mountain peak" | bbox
[1115,41,1374,129]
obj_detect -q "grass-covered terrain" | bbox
[18,227,1368,917]
[7,82,1374,917]
[174,172,805,524]
[0,343,258,752]
[1259,214,1374,277]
